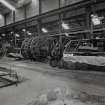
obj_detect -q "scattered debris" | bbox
[26,87,105,105]
[0,66,23,88]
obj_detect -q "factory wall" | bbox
[26,0,39,18]
[6,12,13,25]
[0,0,84,27]
[15,7,25,22]
[41,0,59,13]
[41,0,84,13]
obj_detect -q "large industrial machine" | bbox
[20,34,72,66]
[21,36,58,61]
[63,38,105,71]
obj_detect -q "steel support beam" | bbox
[4,14,7,26]
[13,11,15,23]
[24,5,27,38]
[85,5,91,39]
[37,19,41,36]
[39,0,42,14]
[37,0,42,36]
[12,11,17,47]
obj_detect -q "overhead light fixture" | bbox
[2,34,6,36]
[15,34,20,37]
[62,22,69,30]
[96,37,100,39]
[10,31,14,34]
[22,29,26,32]
[91,14,102,25]
[42,28,48,33]
[0,0,16,11]
[65,33,69,37]
[28,33,32,36]
[27,31,32,35]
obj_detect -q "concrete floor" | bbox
[0,57,105,105]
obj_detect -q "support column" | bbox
[4,14,7,39]
[59,0,62,36]
[39,0,42,14]
[4,14,7,26]
[24,5,27,38]
[24,5,27,19]
[37,20,41,36]
[58,0,63,54]
[85,5,91,39]
[12,11,17,47]
[37,0,42,36]
[59,0,61,8]
[13,11,15,23]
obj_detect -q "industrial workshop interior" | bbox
[0,0,105,105]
